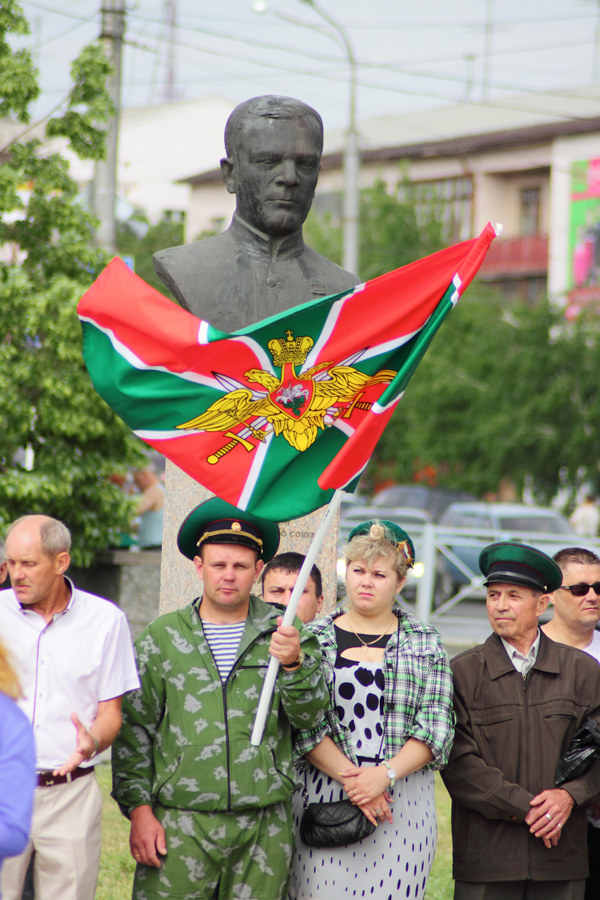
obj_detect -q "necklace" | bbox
[346,614,396,652]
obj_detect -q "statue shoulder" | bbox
[152,233,234,311]
[300,243,361,291]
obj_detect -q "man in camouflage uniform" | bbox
[112,498,328,900]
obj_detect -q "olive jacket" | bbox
[441,631,600,883]
[111,595,328,815]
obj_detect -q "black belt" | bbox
[37,766,95,788]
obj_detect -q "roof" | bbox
[179,86,600,186]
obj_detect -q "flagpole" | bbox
[250,488,345,746]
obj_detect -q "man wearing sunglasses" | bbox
[542,547,600,900]
[542,548,600,657]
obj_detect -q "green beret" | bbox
[177,497,280,562]
[479,541,562,593]
[348,519,415,568]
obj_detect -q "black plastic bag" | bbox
[555,718,600,786]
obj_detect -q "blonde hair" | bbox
[0,640,22,700]
[344,521,410,581]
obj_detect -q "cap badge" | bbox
[231,522,242,532]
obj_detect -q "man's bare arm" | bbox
[53,696,123,776]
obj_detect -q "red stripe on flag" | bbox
[318,224,497,490]
[311,235,486,366]
[79,258,267,382]
[141,431,260,506]
[318,402,397,490]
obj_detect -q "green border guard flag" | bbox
[78,223,496,521]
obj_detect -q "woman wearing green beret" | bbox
[291,520,455,900]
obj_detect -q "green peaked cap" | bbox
[479,541,562,593]
[348,519,415,568]
[177,497,280,562]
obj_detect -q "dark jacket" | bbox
[441,631,600,883]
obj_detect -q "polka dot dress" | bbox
[291,658,437,900]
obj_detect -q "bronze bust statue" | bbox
[153,95,359,332]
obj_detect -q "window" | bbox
[162,209,186,224]
[520,187,540,236]
[397,177,474,243]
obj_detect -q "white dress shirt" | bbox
[0,578,140,771]
[501,630,541,678]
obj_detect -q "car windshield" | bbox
[499,515,574,535]
[372,486,429,508]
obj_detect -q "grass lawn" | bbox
[96,764,454,899]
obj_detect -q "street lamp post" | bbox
[298,0,359,276]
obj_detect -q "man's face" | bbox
[194,543,263,618]
[5,523,69,608]
[223,115,321,237]
[552,561,600,629]
[486,582,548,644]
[0,561,6,585]
[262,568,323,623]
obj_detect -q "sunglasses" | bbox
[562,583,600,597]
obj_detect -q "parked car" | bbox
[371,484,477,521]
[435,502,578,602]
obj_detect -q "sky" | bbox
[12,0,600,133]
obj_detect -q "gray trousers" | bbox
[455,881,586,900]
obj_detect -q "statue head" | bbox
[220,96,323,238]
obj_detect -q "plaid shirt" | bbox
[293,606,455,770]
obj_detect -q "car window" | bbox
[452,513,478,528]
[372,487,429,508]
[499,515,573,535]
[473,515,494,529]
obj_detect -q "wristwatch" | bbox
[384,763,397,788]
[283,648,305,670]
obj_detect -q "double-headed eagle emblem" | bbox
[176,330,396,463]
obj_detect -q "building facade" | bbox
[180,88,600,307]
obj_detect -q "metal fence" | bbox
[412,523,600,625]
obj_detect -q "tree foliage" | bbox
[373,287,600,507]
[0,3,145,564]
[116,218,184,299]
[304,178,444,281]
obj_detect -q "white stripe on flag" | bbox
[80,317,224,391]
[197,320,210,345]
[133,429,203,439]
[237,431,274,510]
[356,325,424,363]
[372,391,404,415]
[230,336,275,375]
[301,298,346,373]
[333,419,355,438]
[451,273,462,307]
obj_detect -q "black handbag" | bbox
[555,718,600,786]
[299,798,376,848]
[299,619,401,849]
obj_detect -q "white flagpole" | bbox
[250,488,345,746]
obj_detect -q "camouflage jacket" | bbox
[111,595,328,814]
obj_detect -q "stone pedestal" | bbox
[159,460,340,615]
[68,549,161,639]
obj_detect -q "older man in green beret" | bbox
[442,541,600,900]
[111,497,328,900]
